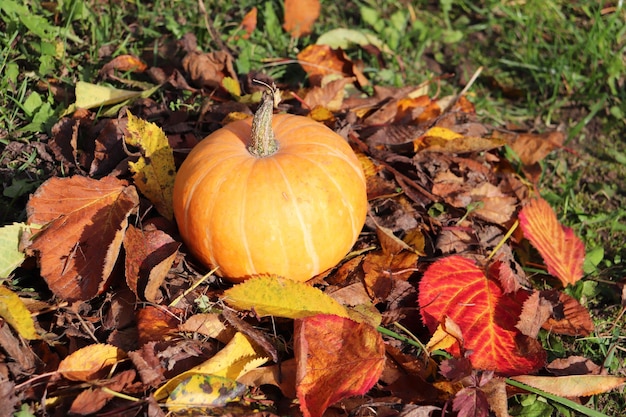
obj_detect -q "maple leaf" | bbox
[519,197,585,286]
[418,256,545,375]
[295,314,385,417]
[26,176,139,302]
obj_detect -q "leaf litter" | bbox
[0,4,624,417]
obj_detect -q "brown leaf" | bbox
[547,356,602,376]
[297,44,368,87]
[283,0,320,37]
[295,314,385,417]
[179,313,236,344]
[123,224,180,303]
[182,50,237,89]
[541,290,594,336]
[58,344,127,382]
[516,291,553,338]
[68,369,136,415]
[510,131,564,166]
[136,305,180,345]
[27,176,139,302]
[128,342,166,388]
[303,77,353,111]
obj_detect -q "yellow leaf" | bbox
[124,111,176,220]
[154,332,268,401]
[223,275,349,319]
[221,76,242,97]
[58,344,127,381]
[426,316,463,353]
[424,126,464,141]
[165,374,247,411]
[0,286,39,340]
[510,375,626,397]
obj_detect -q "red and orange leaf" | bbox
[519,198,585,286]
[295,314,385,417]
[418,256,545,375]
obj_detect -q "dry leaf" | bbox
[58,344,127,382]
[283,0,320,37]
[297,44,368,87]
[510,375,626,397]
[0,286,40,340]
[27,176,139,302]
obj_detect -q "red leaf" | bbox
[519,198,585,286]
[294,314,385,417]
[418,256,545,375]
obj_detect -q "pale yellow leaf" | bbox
[0,223,28,278]
[75,81,142,109]
[223,275,349,319]
[0,286,39,340]
[511,375,626,397]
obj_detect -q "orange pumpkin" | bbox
[173,86,367,282]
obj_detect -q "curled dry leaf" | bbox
[510,374,626,397]
[182,50,237,89]
[26,176,139,302]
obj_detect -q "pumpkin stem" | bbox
[249,82,281,157]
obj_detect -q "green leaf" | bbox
[223,275,349,319]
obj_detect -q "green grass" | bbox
[1,0,625,414]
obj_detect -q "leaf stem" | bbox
[248,82,280,157]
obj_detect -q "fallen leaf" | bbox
[541,290,593,336]
[316,28,392,54]
[69,369,136,415]
[165,374,247,411]
[154,332,267,402]
[295,314,385,417]
[510,131,564,166]
[418,256,545,375]
[453,386,489,417]
[519,197,586,286]
[27,176,139,302]
[235,7,257,40]
[99,54,147,79]
[297,44,368,87]
[58,344,127,382]
[182,50,237,89]
[515,290,553,338]
[74,81,142,110]
[510,375,626,397]
[179,313,235,344]
[0,223,29,278]
[0,286,40,340]
[123,224,180,302]
[223,275,349,319]
[426,316,464,353]
[283,0,320,37]
[124,111,176,220]
[303,77,353,111]
[136,305,180,344]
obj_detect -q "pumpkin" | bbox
[173,85,367,282]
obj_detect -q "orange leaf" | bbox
[58,344,127,382]
[239,7,257,39]
[26,176,139,302]
[519,198,585,286]
[295,314,385,417]
[418,256,545,375]
[283,0,320,37]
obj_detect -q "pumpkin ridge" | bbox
[271,157,320,276]
[238,160,256,275]
[287,152,362,240]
